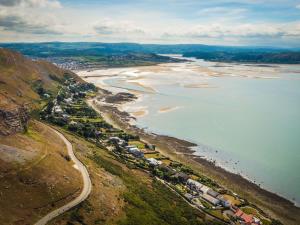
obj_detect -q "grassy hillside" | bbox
[49,130,221,225]
[0,48,82,110]
[0,121,82,224]
[0,49,85,224]
[183,51,300,64]
[0,49,224,225]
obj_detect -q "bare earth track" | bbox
[34,126,92,225]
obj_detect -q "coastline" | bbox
[88,89,300,225]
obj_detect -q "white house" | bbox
[187,179,203,192]
[64,98,73,104]
[127,147,144,158]
[53,105,63,114]
[202,193,220,206]
[147,158,162,166]
[200,185,210,194]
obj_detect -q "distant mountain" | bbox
[183,51,300,64]
[0,42,291,57]
[0,43,186,69]
[0,42,299,65]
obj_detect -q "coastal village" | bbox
[40,77,275,225]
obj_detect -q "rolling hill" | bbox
[0,48,81,110]
[0,49,84,224]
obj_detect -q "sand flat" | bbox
[158,106,180,113]
[183,83,218,88]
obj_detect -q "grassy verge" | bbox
[90,152,222,225]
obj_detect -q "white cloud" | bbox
[0,0,21,6]
[196,7,248,17]
[296,4,300,9]
[24,0,62,8]
[0,0,299,47]
[0,0,61,8]
[161,22,300,39]
[94,19,146,35]
[0,0,63,34]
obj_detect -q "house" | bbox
[234,208,260,225]
[147,158,162,166]
[62,114,70,119]
[128,147,144,158]
[127,147,139,152]
[202,193,220,206]
[200,185,210,194]
[171,172,189,183]
[184,193,194,201]
[126,145,136,150]
[53,105,63,114]
[187,179,203,192]
[207,189,219,198]
[64,98,73,104]
[109,137,125,146]
[69,120,77,125]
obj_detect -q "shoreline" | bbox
[88,89,300,225]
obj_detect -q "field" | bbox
[144,153,161,159]
[128,140,145,148]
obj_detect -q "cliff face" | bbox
[0,105,29,136]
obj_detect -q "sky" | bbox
[0,0,300,47]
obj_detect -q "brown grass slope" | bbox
[0,49,84,224]
[0,48,82,109]
[0,121,82,225]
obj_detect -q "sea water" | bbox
[83,57,300,205]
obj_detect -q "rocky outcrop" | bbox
[0,105,30,136]
[105,92,137,104]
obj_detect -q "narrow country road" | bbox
[34,127,92,225]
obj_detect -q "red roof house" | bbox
[234,209,254,225]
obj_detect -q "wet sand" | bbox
[183,83,218,88]
[126,81,157,93]
[131,109,148,117]
[158,106,180,113]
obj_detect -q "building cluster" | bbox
[233,207,262,225]
[185,178,261,225]
[186,179,230,207]
[109,136,159,163]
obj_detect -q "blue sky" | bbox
[0,0,300,47]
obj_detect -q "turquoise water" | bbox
[102,60,300,205]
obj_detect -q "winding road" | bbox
[34,127,92,225]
